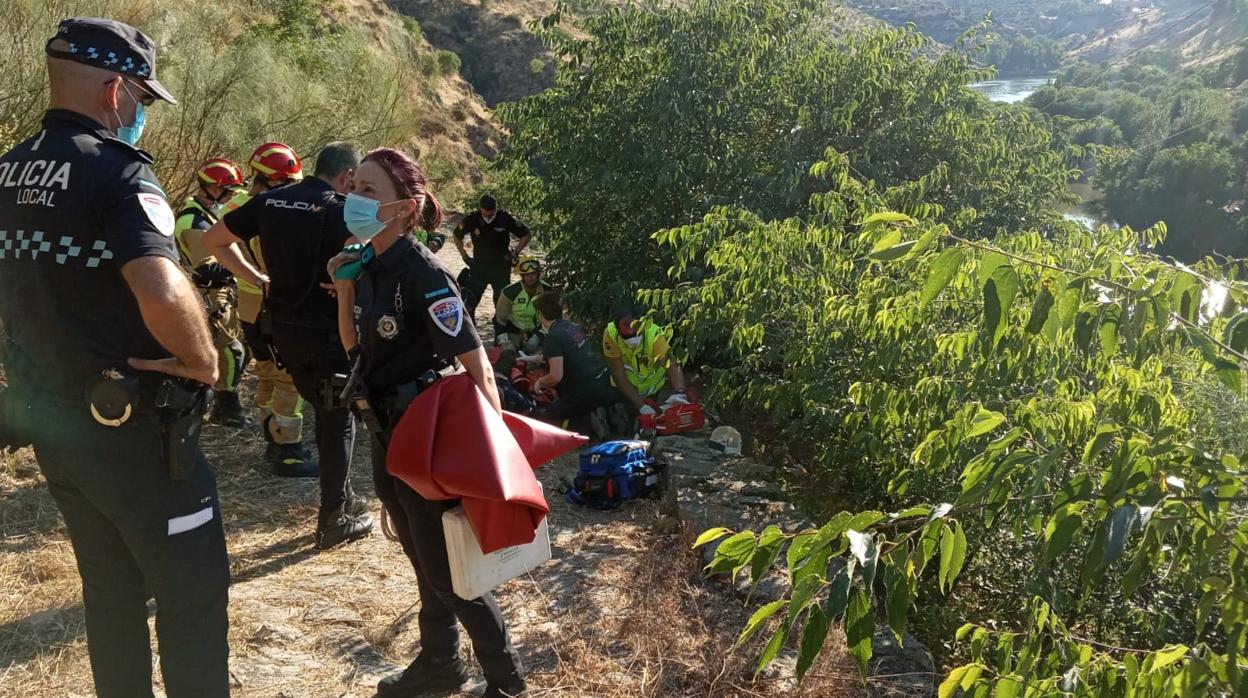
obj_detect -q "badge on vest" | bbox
[428,298,463,336]
[377,314,400,340]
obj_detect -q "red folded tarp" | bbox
[386,374,587,553]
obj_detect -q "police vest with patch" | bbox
[605,321,669,397]
[0,109,178,398]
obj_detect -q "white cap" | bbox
[709,426,742,456]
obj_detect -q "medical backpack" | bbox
[566,440,665,509]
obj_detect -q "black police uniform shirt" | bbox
[223,178,349,327]
[355,234,481,395]
[543,318,607,388]
[453,210,528,264]
[0,110,177,399]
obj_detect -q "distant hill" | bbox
[845,0,1248,70]
[843,0,1139,46]
[1069,0,1248,68]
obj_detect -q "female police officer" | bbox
[331,148,526,698]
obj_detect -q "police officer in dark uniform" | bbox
[203,141,374,549]
[331,148,526,698]
[0,18,229,697]
[453,194,532,329]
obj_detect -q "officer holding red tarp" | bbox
[328,147,529,698]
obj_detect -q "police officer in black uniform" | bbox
[331,148,526,698]
[0,18,230,697]
[453,194,532,329]
[203,142,374,549]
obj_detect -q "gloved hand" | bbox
[191,262,233,289]
[328,243,368,281]
[639,404,658,416]
[666,391,690,405]
[517,351,543,366]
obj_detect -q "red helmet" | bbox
[196,158,244,188]
[248,142,303,183]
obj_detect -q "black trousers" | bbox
[464,258,511,322]
[272,322,356,515]
[539,375,625,434]
[32,402,230,698]
[370,434,523,685]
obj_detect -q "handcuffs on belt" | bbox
[86,369,213,480]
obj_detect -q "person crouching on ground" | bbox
[530,291,624,438]
[602,302,689,417]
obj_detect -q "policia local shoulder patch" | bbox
[428,297,463,336]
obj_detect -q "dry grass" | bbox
[1,428,863,697]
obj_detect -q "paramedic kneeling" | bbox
[602,302,688,416]
[531,291,624,435]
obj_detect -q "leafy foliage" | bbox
[494,0,1073,316]
[674,150,1248,692]
[979,32,1064,75]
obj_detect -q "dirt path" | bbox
[0,228,861,697]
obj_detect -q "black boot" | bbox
[374,654,469,697]
[269,442,318,478]
[315,502,374,550]
[209,391,252,428]
[345,494,371,519]
[482,680,528,698]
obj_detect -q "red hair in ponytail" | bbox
[361,147,443,232]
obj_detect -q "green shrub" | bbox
[494,0,1073,317]
[436,49,462,77]
[0,0,429,202]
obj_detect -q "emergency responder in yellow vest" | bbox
[229,142,316,477]
[494,256,552,353]
[173,158,250,427]
[602,303,688,416]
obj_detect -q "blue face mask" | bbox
[344,193,400,241]
[114,81,146,147]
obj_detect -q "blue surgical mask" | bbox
[344,193,400,241]
[115,82,146,147]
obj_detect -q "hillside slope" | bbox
[1069,0,1248,67]
[389,0,884,107]
[847,0,1248,68]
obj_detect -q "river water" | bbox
[969,77,1108,229]
[968,77,1052,104]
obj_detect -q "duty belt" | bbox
[350,364,460,442]
[85,370,212,480]
[85,371,209,427]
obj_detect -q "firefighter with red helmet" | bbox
[225,143,319,477]
[174,157,250,427]
[206,141,373,549]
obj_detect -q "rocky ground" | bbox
[0,228,927,697]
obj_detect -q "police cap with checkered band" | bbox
[45,17,177,105]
